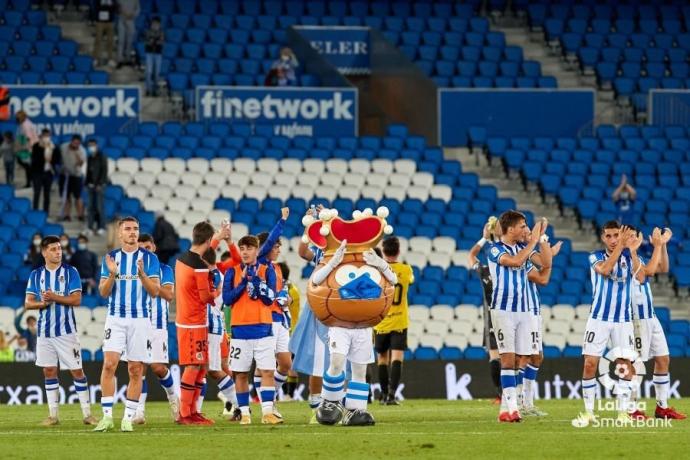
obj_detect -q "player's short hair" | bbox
[257,231,281,248]
[40,235,60,250]
[601,220,621,234]
[41,128,50,135]
[119,216,139,227]
[138,233,154,244]
[192,221,215,245]
[202,247,216,265]
[278,262,290,280]
[499,210,526,233]
[382,236,400,257]
[26,316,36,324]
[238,235,259,248]
[70,134,81,142]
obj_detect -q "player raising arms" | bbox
[131,234,179,424]
[374,236,414,405]
[573,222,645,427]
[223,234,281,425]
[94,216,161,432]
[630,228,686,419]
[175,221,220,425]
[487,210,543,423]
[25,235,97,426]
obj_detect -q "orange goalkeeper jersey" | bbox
[175,250,215,327]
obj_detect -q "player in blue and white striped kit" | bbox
[131,234,179,424]
[487,210,543,423]
[573,221,643,427]
[24,235,97,426]
[630,228,686,419]
[94,216,161,433]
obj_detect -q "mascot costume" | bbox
[302,206,397,426]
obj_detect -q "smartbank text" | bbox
[198,91,355,120]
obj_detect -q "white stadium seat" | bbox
[274,172,296,187]
[180,172,203,187]
[388,173,410,187]
[187,158,209,174]
[303,159,325,175]
[543,333,566,349]
[0,307,15,325]
[156,171,180,187]
[207,209,230,225]
[424,320,448,335]
[407,335,420,350]
[203,172,226,188]
[547,319,570,335]
[407,185,430,201]
[372,159,393,175]
[250,171,273,186]
[74,308,93,325]
[174,184,197,199]
[92,307,108,323]
[110,171,132,187]
[365,174,387,188]
[320,172,343,188]
[432,253,452,270]
[81,335,103,352]
[210,158,232,173]
[342,173,366,188]
[291,185,314,202]
[430,304,454,322]
[227,172,250,188]
[244,185,268,201]
[430,184,453,202]
[409,236,432,254]
[360,186,383,201]
[298,174,319,188]
[383,186,407,202]
[433,236,456,254]
[107,158,117,174]
[575,304,591,319]
[232,223,249,238]
[404,251,428,268]
[448,320,473,336]
[220,187,244,202]
[337,186,360,202]
[325,158,347,175]
[132,173,156,189]
[83,321,104,338]
[318,185,338,202]
[116,158,139,173]
[280,159,302,175]
[126,185,148,202]
[163,158,186,175]
[444,333,469,349]
[234,158,256,174]
[166,197,191,212]
[455,304,482,321]
[411,172,434,189]
[451,251,471,268]
[349,159,371,175]
[566,332,583,346]
[143,197,165,212]
[267,185,291,202]
[467,331,484,346]
[257,158,279,174]
[550,304,577,321]
[419,333,444,350]
[149,184,173,200]
[194,203,218,219]
[183,210,206,224]
[394,159,416,176]
[140,158,163,174]
[408,306,430,322]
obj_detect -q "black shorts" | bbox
[483,302,498,351]
[374,329,407,354]
[67,175,83,199]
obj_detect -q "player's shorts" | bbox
[490,310,532,355]
[103,316,152,363]
[374,329,407,353]
[177,326,208,366]
[634,317,669,361]
[582,317,634,357]
[528,314,543,354]
[289,303,330,377]
[208,332,224,372]
[483,301,498,351]
[149,327,169,364]
[328,326,375,365]
[272,321,290,354]
[230,336,276,372]
[35,333,83,370]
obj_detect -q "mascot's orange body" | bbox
[304,208,395,329]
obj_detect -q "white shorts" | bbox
[272,321,290,354]
[634,317,669,361]
[230,336,276,373]
[208,332,224,372]
[328,327,375,365]
[103,316,152,363]
[149,327,169,364]
[529,314,543,353]
[582,317,634,357]
[490,310,532,355]
[35,334,83,370]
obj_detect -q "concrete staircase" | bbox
[48,7,178,123]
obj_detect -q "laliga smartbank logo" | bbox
[571,347,672,428]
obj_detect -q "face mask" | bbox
[60,239,69,247]
[78,243,87,250]
[33,238,41,246]
[88,146,97,154]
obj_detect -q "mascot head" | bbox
[303,207,395,328]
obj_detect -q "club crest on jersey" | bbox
[490,247,500,257]
[59,275,65,283]
[620,259,627,269]
[196,352,203,361]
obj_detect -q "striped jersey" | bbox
[150,263,174,330]
[525,261,541,316]
[208,268,225,335]
[588,249,634,323]
[632,257,654,320]
[25,264,82,338]
[487,242,530,313]
[100,248,160,319]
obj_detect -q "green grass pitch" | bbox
[1,398,689,459]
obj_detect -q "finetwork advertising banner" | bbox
[195,86,358,138]
[5,85,140,137]
[294,26,370,74]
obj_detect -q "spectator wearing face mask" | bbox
[60,233,75,259]
[143,17,164,96]
[59,135,87,222]
[270,47,299,86]
[31,129,60,213]
[70,235,100,294]
[14,310,38,352]
[25,232,45,268]
[612,174,637,226]
[85,139,108,235]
